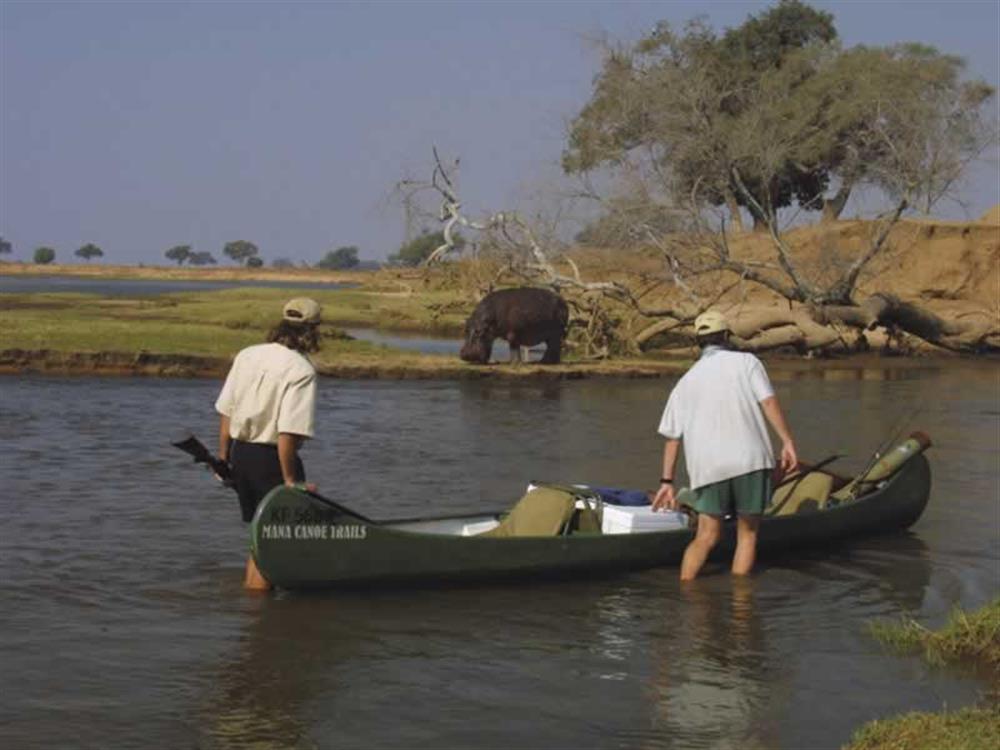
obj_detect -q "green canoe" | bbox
[249,434,932,590]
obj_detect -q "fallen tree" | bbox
[402,149,999,358]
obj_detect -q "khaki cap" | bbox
[282,297,322,325]
[694,310,729,336]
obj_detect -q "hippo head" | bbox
[460,317,493,364]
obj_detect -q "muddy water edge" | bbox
[1,362,997,750]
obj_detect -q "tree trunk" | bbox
[637,298,998,356]
[729,309,843,351]
[813,294,1000,353]
[821,183,852,223]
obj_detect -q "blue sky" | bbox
[1,1,998,264]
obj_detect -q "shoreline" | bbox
[0,347,688,380]
[2,347,992,381]
[0,261,361,284]
[4,261,997,380]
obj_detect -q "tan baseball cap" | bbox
[282,297,322,325]
[694,310,729,336]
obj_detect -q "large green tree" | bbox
[75,243,103,262]
[562,0,993,231]
[33,246,56,264]
[165,244,192,265]
[564,1,837,230]
[223,240,259,265]
[188,251,217,266]
[318,245,360,270]
[389,230,463,267]
[0,237,12,257]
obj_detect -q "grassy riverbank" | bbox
[845,707,1000,750]
[843,600,1000,750]
[3,252,996,379]
[0,282,694,378]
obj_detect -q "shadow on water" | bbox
[199,595,341,748]
[637,576,777,750]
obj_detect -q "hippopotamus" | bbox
[460,287,569,364]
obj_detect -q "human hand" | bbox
[651,483,676,512]
[285,480,318,493]
[212,465,234,488]
[780,440,799,475]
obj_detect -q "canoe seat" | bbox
[479,487,578,538]
[569,507,602,534]
[768,472,834,516]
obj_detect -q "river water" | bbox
[1,365,997,749]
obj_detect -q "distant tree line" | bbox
[1,230,452,269]
[0,241,108,265]
[158,232,464,269]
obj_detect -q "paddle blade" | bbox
[171,432,232,481]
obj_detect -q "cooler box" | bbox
[601,505,688,534]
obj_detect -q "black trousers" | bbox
[230,440,305,522]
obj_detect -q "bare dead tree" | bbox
[401,149,721,357]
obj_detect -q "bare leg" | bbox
[680,514,722,581]
[732,515,761,576]
[243,555,272,591]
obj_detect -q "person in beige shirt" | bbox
[215,297,322,589]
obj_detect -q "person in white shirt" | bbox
[215,297,322,589]
[652,310,798,581]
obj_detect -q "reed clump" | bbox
[868,598,1000,670]
[845,706,1000,750]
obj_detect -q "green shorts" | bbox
[691,469,772,517]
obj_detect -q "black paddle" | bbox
[172,432,232,483]
[170,432,377,524]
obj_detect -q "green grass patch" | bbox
[0,284,694,377]
[1,283,470,334]
[0,286,468,361]
[843,706,1000,750]
[869,599,1000,670]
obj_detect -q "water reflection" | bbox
[460,379,565,402]
[201,595,346,748]
[346,326,549,361]
[644,577,775,750]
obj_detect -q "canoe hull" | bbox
[250,454,931,590]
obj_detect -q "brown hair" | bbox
[267,320,321,354]
[697,330,731,350]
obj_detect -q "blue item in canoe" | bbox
[592,486,651,506]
